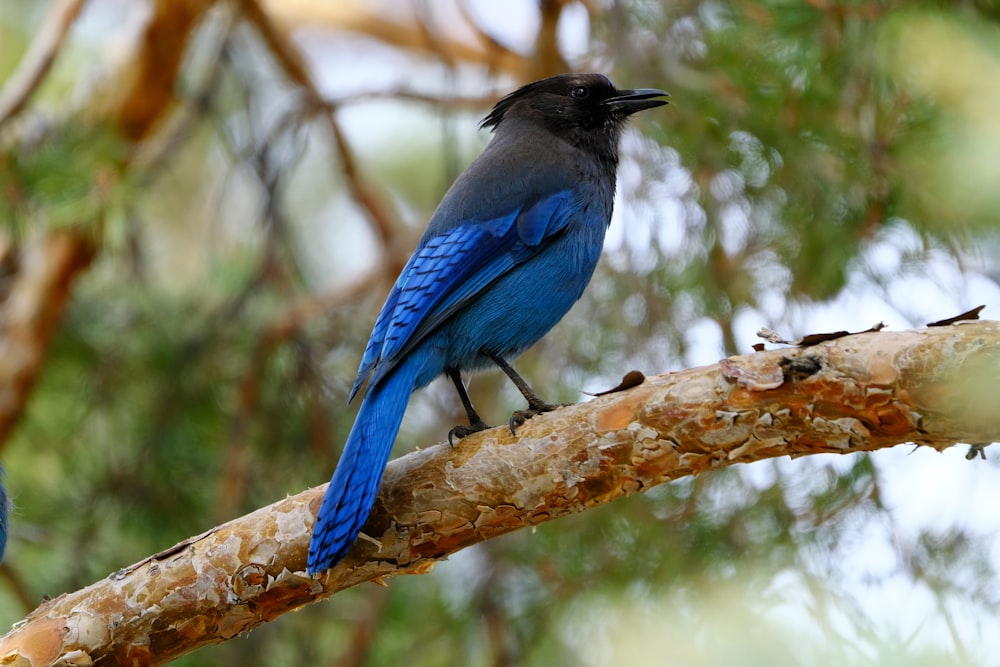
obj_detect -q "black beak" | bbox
[603,88,670,115]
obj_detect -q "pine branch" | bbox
[2,322,998,665]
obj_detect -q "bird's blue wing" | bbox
[351,188,583,398]
[350,284,401,401]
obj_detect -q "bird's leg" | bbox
[447,368,492,445]
[483,350,570,435]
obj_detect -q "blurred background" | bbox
[1,0,1000,665]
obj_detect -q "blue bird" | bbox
[308,73,668,573]
[0,465,8,563]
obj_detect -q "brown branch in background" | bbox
[105,0,216,143]
[324,88,500,110]
[2,322,998,665]
[0,0,219,428]
[260,0,531,78]
[456,0,523,76]
[414,2,458,71]
[533,0,572,79]
[241,0,399,251]
[0,0,88,127]
[324,109,402,254]
[0,562,36,616]
[477,544,517,666]
[332,585,389,667]
[0,2,218,455]
[0,231,96,447]
[129,5,239,183]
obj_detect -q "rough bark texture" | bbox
[1,322,999,665]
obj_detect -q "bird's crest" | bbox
[479,73,616,131]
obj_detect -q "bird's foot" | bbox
[448,418,492,446]
[508,400,571,435]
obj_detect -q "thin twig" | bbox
[324,88,498,110]
[456,0,522,75]
[240,0,399,247]
[258,0,531,76]
[130,3,239,182]
[0,0,88,127]
[0,230,96,448]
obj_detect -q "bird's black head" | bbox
[480,73,669,134]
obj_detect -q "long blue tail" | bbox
[307,355,420,573]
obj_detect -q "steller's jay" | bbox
[308,73,668,573]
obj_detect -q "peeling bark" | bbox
[1,322,998,664]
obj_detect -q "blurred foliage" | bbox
[0,121,128,230]
[1,0,1000,665]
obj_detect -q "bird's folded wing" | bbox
[350,188,583,397]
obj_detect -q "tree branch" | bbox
[0,0,219,452]
[2,322,998,664]
[0,230,96,447]
[105,0,215,143]
[258,0,531,78]
[0,0,88,127]
[241,0,401,254]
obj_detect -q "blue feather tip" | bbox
[0,464,8,563]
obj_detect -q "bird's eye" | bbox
[570,86,589,99]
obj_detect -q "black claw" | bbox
[508,412,525,436]
[507,401,569,436]
[448,418,492,446]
